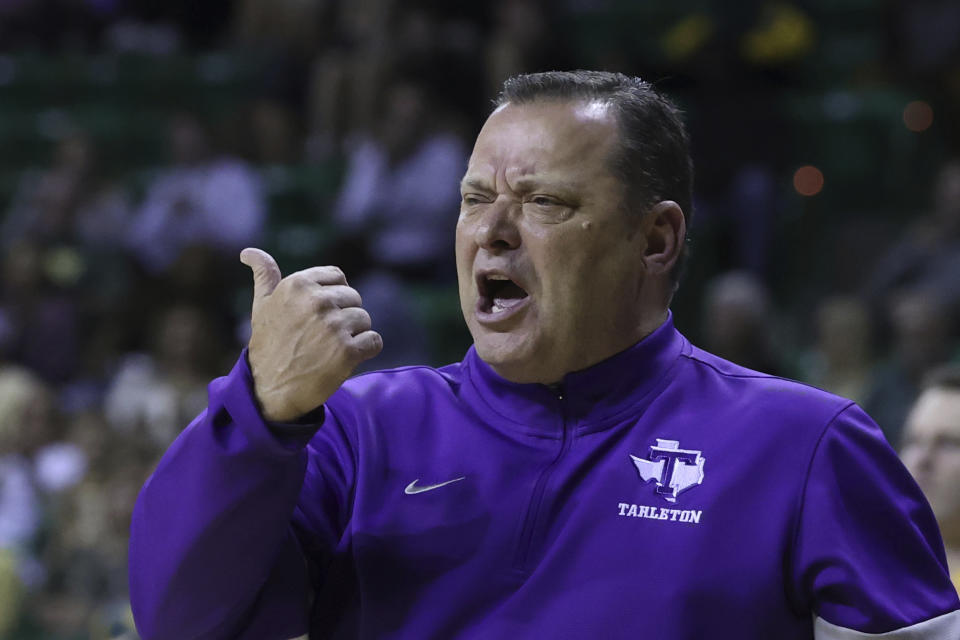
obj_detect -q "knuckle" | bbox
[326,315,346,333]
[324,266,346,282]
[354,332,381,357]
[343,310,371,334]
[313,290,335,311]
[354,308,372,325]
[288,273,311,290]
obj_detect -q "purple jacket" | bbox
[129,316,960,639]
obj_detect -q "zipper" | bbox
[512,387,572,572]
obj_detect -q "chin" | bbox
[473,334,543,383]
[476,346,567,385]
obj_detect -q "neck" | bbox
[560,308,670,384]
[488,309,670,386]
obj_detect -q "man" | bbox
[901,366,960,591]
[129,71,960,639]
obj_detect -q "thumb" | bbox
[240,247,282,300]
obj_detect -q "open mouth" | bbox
[478,274,529,315]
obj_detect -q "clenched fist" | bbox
[240,248,383,422]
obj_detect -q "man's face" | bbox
[456,100,653,384]
[901,388,960,536]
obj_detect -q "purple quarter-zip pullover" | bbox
[129,315,960,639]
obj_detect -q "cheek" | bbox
[454,222,473,262]
[941,453,960,483]
[900,448,921,474]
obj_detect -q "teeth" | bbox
[487,274,510,281]
[490,297,524,314]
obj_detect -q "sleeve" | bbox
[790,403,960,638]
[128,351,356,640]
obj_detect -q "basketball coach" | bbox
[129,71,960,639]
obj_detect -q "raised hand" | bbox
[240,248,383,422]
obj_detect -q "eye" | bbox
[461,193,487,206]
[939,436,960,450]
[529,195,558,207]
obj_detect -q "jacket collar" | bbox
[462,312,687,437]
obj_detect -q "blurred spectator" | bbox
[106,0,232,52]
[104,302,225,449]
[247,98,302,166]
[2,130,132,251]
[485,0,569,97]
[0,242,82,384]
[125,112,266,275]
[0,368,51,562]
[701,270,787,376]
[865,160,960,318]
[329,76,468,367]
[232,0,324,56]
[797,296,875,405]
[304,1,391,157]
[864,291,957,445]
[331,77,467,280]
[0,547,24,637]
[34,411,146,639]
[0,366,83,634]
[0,131,132,385]
[900,365,960,590]
[305,2,485,159]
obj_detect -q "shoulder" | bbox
[675,344,856,435]
[328,361,465,413]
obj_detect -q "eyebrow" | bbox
[460,177,490,192]
[511,176,569,192]
[460,175,579,196]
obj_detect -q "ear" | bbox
[641,200,686,277]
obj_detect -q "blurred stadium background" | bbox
[1,0,959,638]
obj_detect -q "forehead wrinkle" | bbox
[509,174,583,195]
[462,160,534,196]
[504,164,541,187]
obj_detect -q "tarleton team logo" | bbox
[630,439,705,503]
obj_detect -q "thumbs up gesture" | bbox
[240,248,383,422]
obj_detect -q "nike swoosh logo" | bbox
[404,476,466,495]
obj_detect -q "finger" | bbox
[290,265,348,287]
[350,330,383,360]
[240,248,282,300]
[314,285,362,310]
[336,307,372,335]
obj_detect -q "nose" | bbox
[474,198,521,252]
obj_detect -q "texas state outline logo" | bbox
[630,438,706,503]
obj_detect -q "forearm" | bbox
[129,357,314,640]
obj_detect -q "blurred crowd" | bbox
[1,0,960,638]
